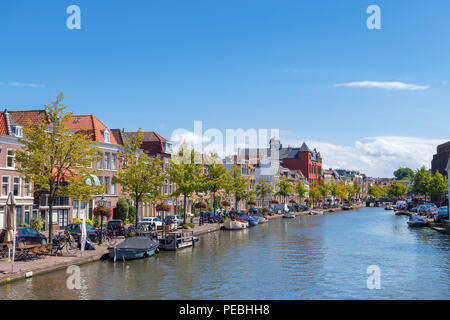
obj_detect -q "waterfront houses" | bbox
[0,110,35,230]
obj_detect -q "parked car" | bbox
[65,223,99,242]
[164,215,184,226]
[141,217,163,228]
[107,219,125,236]
[0,228,47,247]
[434,207,449,223]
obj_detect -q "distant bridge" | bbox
[366,197,396,207]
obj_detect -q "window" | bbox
[13,177,20,196]
[105,176,110,194]
[24,181,32,197]
[16,206,22,226]
[73,200,79,219]
[7,150,15,168]
[52,210,58,224]
[59,209,68,227]
[2,176,10,196]
[97,152,103,169]
[12,126,23,137]
[103,130,110,143]
[105,153,110,170]
[111,183,117,195]
[0,206,4,229]
[24,206,30,225]
[111,154,117,170]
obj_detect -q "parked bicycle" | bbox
[97,228,117,246]
[52,232,77,256]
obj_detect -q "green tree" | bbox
[255,177,273,207]
[116,197,129,222]
[309,186,322,205]
[411,167,432,198]
[226,163,248,210]
[429,171,448,202]
[352,181,361,200]
[15,93,103,243]
[275,177,294,204]
[167,144,202,223]
[113,129,166,228]
[200,154,230,211]
[387,181,409,198]
[295,180,308,204]
[394,167,415,181]
[368,185,388,198]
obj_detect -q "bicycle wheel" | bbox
[106,236,117,246]
[65,242,77,255]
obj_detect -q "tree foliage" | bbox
[393,167,415,181]
[15,93,104,242]
[275,177,294,203]
[113,129,166,228]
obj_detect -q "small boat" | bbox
[311,210,324,216]
[223,219,248,230]
[385,205,394,210]
[159,231,198,251]
[342,204,353,211]
[253,214,268,223]
[109,236,159,261]
[283,212,296,218]
[407,215,429,228]
[238,215,259,227]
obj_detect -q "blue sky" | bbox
[0,0,449,176]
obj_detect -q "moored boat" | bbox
[283,212,296,218]
[109,236,159,261]
[342,204,353,211]
[159,231,198,251]
[385,205,394,210]
[407,215,429,228]
[239,215,259,227]
[223,219,248,230]
[253,214,268,223]
[311,210,324,215]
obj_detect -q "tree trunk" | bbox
[183,195,187,224]
[48,195,54,243]
[135,198,139,229]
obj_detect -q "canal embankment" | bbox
[0,203,365,285]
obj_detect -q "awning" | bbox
[52,167,79,182]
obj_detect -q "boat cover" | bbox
[116,236,159,250]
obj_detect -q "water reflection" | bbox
[0,207,449,299]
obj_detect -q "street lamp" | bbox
[97,195,105,244]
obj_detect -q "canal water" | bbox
[0,206,449,299]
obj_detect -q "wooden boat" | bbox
[407,215,429,228]
[310,210,324,216]
[109,236,159,261]
[223,219,248,230]
[158,231,198,251]
[283,212,296,218]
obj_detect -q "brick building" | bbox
[431,141,450,177]
[282,142,323,185]
[0,111,35,230]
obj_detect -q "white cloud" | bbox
[298,137,444,177]
[334,81,429,91]
[0,82,43,88]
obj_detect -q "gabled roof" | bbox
[63,114,118,144]
[8,110,48,127]
[299,142,312,153]
[123,131,167,142]
[120,131,170,156]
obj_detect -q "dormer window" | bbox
[12,125,23,138]
[103,130,110,143]
[163,142,173,154]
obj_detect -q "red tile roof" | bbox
[0,113,8,135]
[63,115,118,144]
[122,131,169,155]
[8,110,48,127]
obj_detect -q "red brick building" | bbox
[282,142,323,185]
